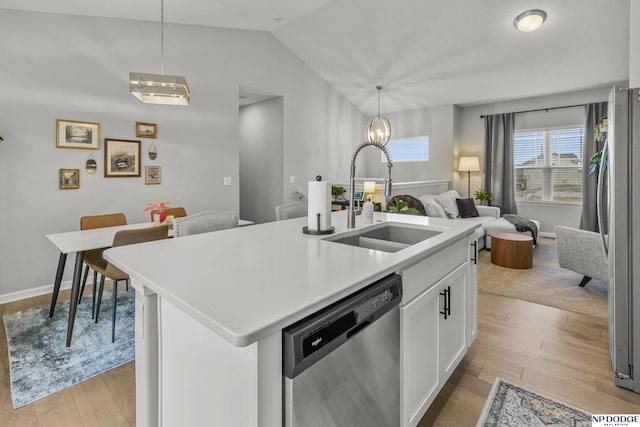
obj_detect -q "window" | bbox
[514,127,584,203]
[382,136,429,162]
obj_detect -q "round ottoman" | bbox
[485,217,540,249]
[490,232,534,269]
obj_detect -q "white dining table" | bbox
[46,222,161,347]
[46,219,253,347]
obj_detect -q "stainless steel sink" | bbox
[323,222,442,253]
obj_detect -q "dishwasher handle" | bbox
[283,273,402,379]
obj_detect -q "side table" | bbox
[490,232,533,269]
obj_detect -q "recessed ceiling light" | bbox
[513,9,547,33]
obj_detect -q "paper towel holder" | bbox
[302,213,335,235]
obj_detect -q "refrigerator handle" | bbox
[597,137,609,258]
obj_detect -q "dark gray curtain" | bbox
[484,113,517,214]
[580,102,607,231]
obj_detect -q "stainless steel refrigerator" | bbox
[599,86,640,393]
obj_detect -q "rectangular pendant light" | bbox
[129,72,190,106]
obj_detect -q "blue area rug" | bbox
[477,377,591,426]
[3,287,135,408]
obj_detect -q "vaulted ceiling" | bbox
[2,0,630,115]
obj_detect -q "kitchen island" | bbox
[104,210,479,427]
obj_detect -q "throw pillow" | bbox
[456,198,479,218]
[434,190,461,218]
[424,200,447,218]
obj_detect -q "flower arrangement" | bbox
[145,201,170,223]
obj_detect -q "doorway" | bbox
[239,86,284,224]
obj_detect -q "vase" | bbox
[153,209,167,224]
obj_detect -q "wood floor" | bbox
[1,289,638,426]
[420,292,640,426]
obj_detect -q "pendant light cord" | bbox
[376,85,382,118]
[160,0,164,75]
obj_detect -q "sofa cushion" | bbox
[456,198,479,218]
[423,199,447,218]
[434,190,461,218]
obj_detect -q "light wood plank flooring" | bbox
[420,291,640,426]
[1,289,638,426]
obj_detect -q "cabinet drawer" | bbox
[401,238,467,303]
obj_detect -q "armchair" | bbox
[556,226,608,286]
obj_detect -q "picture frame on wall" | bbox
[56,119,100,149]
[136,122,157,138]
[104,138,141,177]
[145,166,162,184]
[60,169,80,189]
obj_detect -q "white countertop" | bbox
[104,210,479,347]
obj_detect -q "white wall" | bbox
[360,105,456,186]
[455,87,614,234]
[0,10,365,297]
[239,97,284,224]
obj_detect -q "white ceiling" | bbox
[2,0,631,115]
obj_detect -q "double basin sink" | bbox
[323,222,442,253]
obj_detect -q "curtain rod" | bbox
[479,103,585,119]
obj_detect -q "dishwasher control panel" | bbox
[353,286,400,323]
[282,273,402,379]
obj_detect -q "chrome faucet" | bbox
[348,141,393,228]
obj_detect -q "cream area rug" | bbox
[477,378,591,426]
[478,237,607,318]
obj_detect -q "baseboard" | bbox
[0,277,98,305]
[539,231,555,239]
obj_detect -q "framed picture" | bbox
[145,166,162,184]
[60,169,80,189]
[136,122,157,138]
[104,138,141,177]
[56,119,100,149]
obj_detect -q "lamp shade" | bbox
[364,181,376,194]
[130,72,190,106]
[458,157,480,172]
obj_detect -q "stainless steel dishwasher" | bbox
[282,273,402,427]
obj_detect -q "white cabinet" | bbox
[438,265,467,380]
[401,279,440,427]
[401,259,469,427]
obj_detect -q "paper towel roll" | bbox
[307,180,332,231]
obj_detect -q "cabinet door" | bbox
[467,238,478,344]
[438,264,467,381]
[401,283,440,427]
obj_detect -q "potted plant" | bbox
[474,189,492,205]
[589,116,609,175]
[594,116,608,143]
[331,185,346,200]
[145,201,170,223]
[386,197,422,215]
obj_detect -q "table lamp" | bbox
[364,181,376,202]
[458,157,480,198]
